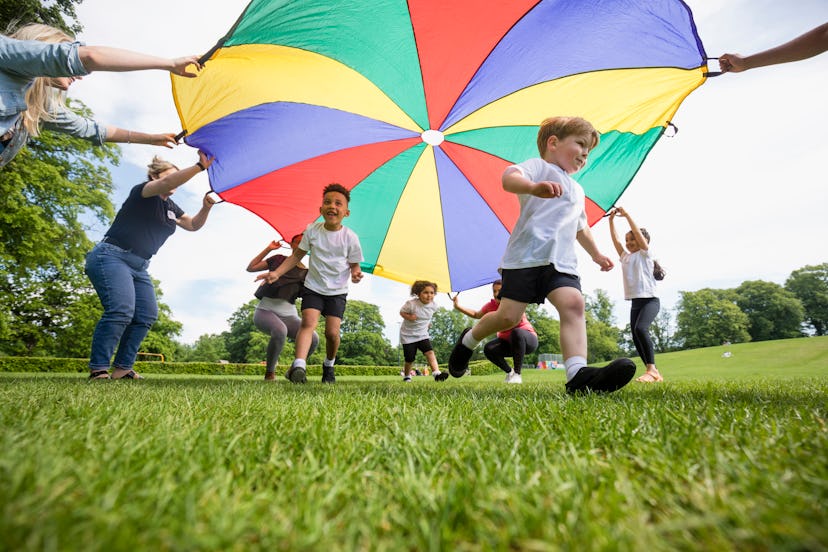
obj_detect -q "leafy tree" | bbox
[734,280,804,341]
[1,0,82,35]
[675,288,750,349]
[176,333,230,363]
[340,300,386,335]
[786,263,828,336]
[0,264,97,356]
[585,288,615,326]
[337,300,394,365]
[0,108,117,272]
[224,300,260,364]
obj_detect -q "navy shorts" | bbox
[500,264,581,304]
[402,339,433,363]
[300,289,347,319]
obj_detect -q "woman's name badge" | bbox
[167,210,176,220]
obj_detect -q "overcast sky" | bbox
[70,1,828,346]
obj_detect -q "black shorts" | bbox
[402,339,433,363]
[300,289,347,319]
[500,264,581,304]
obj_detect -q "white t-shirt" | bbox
[299,222,364,296]
[620,249,658,300]
[499,158,587,276]
[399,298,439,344]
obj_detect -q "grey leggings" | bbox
[253,308,319,373]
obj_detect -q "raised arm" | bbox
[607,208,625,257]
[719,22,828,73]
[141,150,213,198]
[246,241,281,272]
[618,207,649,252]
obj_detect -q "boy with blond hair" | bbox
[448,116,635,394]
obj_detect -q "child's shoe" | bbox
[565,359,635,395]
[433,371,449,382]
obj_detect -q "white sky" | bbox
[71,1,828,345]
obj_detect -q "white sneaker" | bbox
[505,371,522,384]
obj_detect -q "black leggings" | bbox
[630,297,660,365]
[483,328,539,374]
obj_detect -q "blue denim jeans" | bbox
[85,242,158,371]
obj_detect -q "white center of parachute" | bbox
[421,129,444,146]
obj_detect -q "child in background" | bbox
[608,206,664,383]
[447,116,635,394]
[257,183,363,383]
[247,234,319,381]
[453,279,538,384]
[399,280,448,383]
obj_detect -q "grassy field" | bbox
[1,337,826,551]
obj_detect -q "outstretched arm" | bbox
[104,127,178,148]
[78,46,202,77]
[719,22,828,73]
[256,248,306,284]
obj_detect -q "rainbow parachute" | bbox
[172,0,707,291]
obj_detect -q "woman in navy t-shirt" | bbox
[85,151,215,380]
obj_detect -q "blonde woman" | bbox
[1,23,202,168]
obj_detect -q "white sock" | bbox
[292,358,306,369]
[323,358,335,367]
[462,330,481,350]
[564,356,587,382]
[432,369,441,375]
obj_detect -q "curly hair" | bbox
[323,183,350,203]
[410,280,437,296]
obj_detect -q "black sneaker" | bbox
[285,364,307,384]
[565,358,636,395]
[321,365,336,383]
[448,328,474,378]
[433,371,449,382]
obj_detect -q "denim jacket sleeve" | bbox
[0,37,88,79]
[41,107,107,144]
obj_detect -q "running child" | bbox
[257,183,363,383]
[399,280,448,383]
[447,116,635,394]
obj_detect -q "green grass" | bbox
[1,338,826,551]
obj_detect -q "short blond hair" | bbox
[147,156,178,180]
[9,24,76,137]
[536,116,599,156]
